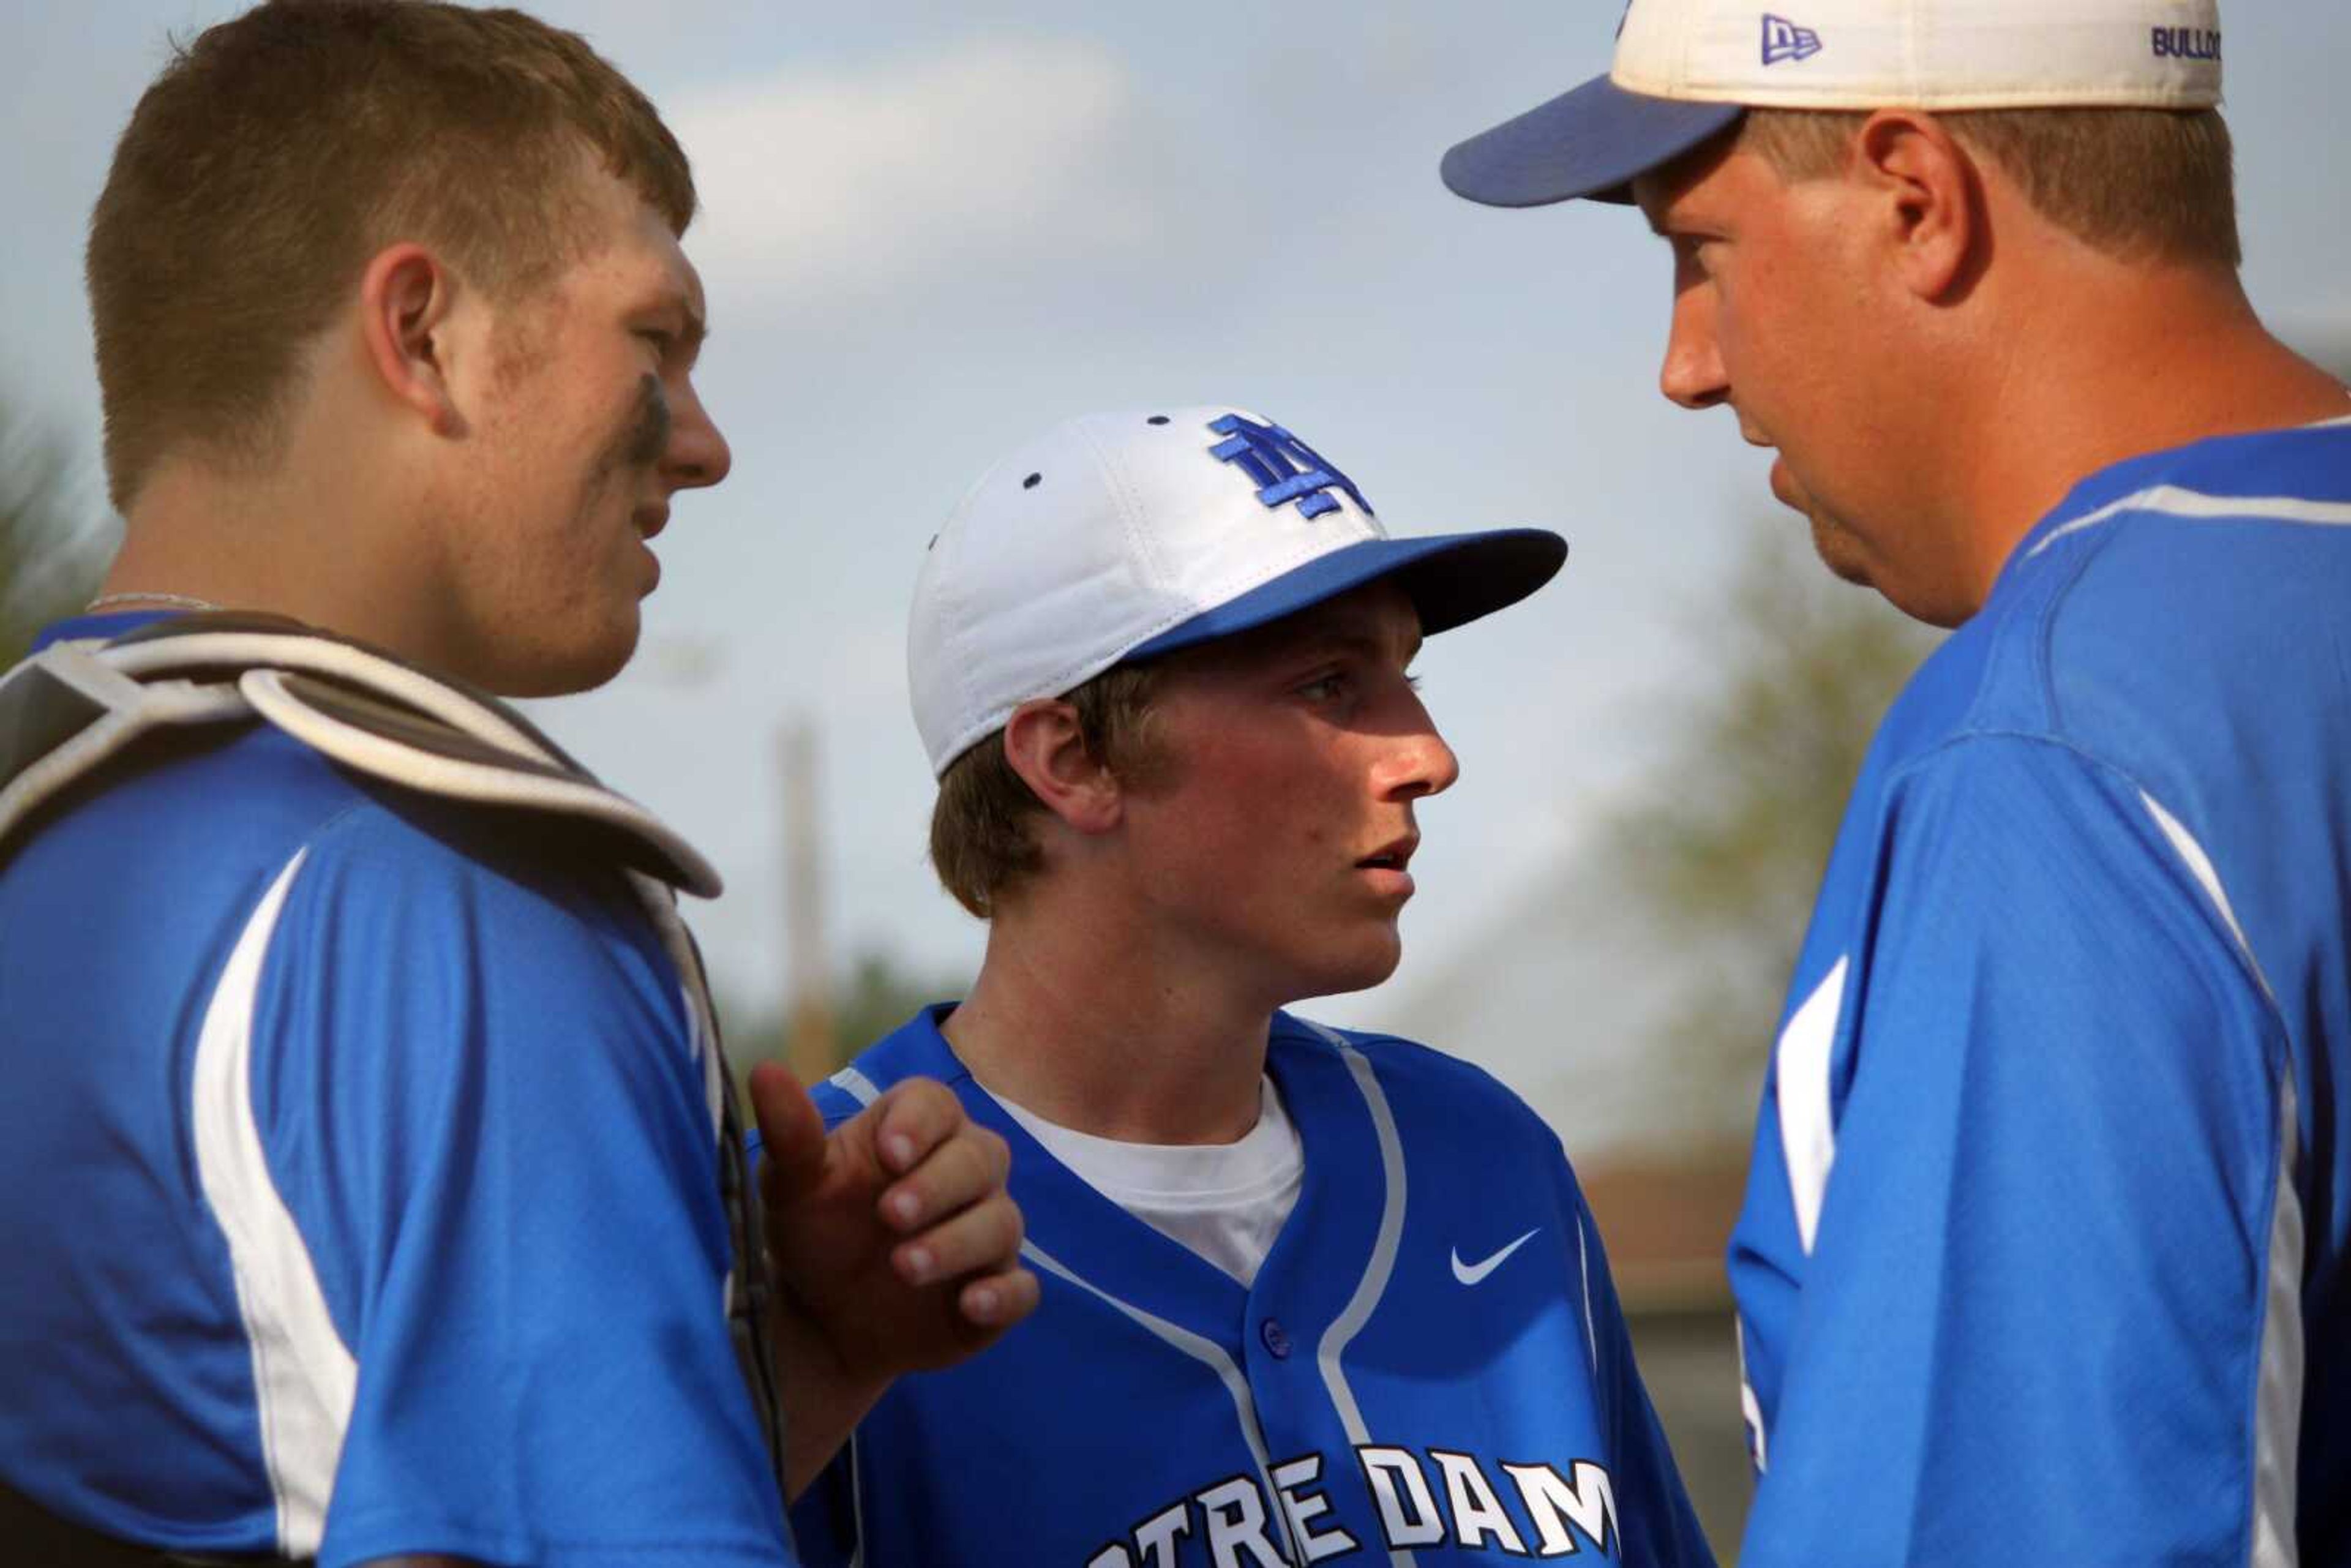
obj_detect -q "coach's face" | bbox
[438,166,731,696]
[1633,131,1935,614]
[1118,582,1458,1007]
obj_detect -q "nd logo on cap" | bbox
[1206,413,1374,521]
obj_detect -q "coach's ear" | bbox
[1000,699,1123,836]
[358,242,470,438]
[1852,108,1979,304]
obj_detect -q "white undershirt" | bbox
[994,1076,1305,1287]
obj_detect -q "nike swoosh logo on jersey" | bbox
[1450,1229,1539,1286]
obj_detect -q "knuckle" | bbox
[975,1127,1012,1180]
[886,1077,952,1131]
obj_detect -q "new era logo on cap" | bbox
[1761,13,1823,66]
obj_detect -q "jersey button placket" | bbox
[1259,1316,1293,1359]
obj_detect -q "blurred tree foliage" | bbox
[1603,530,1940,1128]
[721,946,970,1086]
[1,400,110,663]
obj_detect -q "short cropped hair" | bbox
[929,661,1170,918]
[86,0,697,509]
[1739,106,2239,269]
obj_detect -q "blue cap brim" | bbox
[1441,73,1744,208]
[1128,528,1567,661]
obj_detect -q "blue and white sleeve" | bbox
[238,806,791,1566]
[1738,737,2295,1567]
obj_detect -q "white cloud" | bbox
[670,38,1177,312]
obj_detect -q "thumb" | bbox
[749,1060,828,1208]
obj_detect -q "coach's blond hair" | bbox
[1740,106,2240,268]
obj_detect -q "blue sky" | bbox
[5,1,2345,1151]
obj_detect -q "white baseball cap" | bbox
[908,407,1567,775]
[1441,0,2224,207]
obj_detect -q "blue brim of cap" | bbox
[1441,73,1744,208]
[1128,528,1567,661]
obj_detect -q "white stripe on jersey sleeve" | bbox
[827,1065,883,1108]
[2027,484,2351,560]
[190,849,358,1558]
[1774,958,1848,1256]
[817,1074,878,1565]
[2138,790,2278,1006]
[2252,1078,2306,1568]
[2137,790,2304,1568]
[1736,1316,1768,1476]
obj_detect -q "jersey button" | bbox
[1260,1318,1292,1359]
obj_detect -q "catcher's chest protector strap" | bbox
[0,613,788,1539]
[0,612,721,894]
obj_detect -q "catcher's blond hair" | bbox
[88,0,696,510]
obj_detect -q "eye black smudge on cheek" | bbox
[622,372,671,469]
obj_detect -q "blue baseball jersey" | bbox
[790,1007,1714,1567]
[0,613,793,1565]
[1730,422,2351,1565]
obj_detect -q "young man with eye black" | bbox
[0,6,1032,1562]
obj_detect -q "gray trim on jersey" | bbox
[845,1432,868,1568]
[831,1060,1302,1561]
[2137,789,2303,1568]
[1576,1212,1597,1379]
[1019,1238,1300,1564]
[1299,1019,1416,1568]
[833,1029,1447,1565]
[822,1065,880,1568]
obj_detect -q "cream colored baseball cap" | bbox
[1442,0,2223,207]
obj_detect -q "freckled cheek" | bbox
[1197,784,1316,872]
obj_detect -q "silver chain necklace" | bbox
[84,591,223,613]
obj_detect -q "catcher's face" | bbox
[1114,582,1457,1008]
[426,164,732,696]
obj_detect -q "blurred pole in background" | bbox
[781,716,838,1082]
